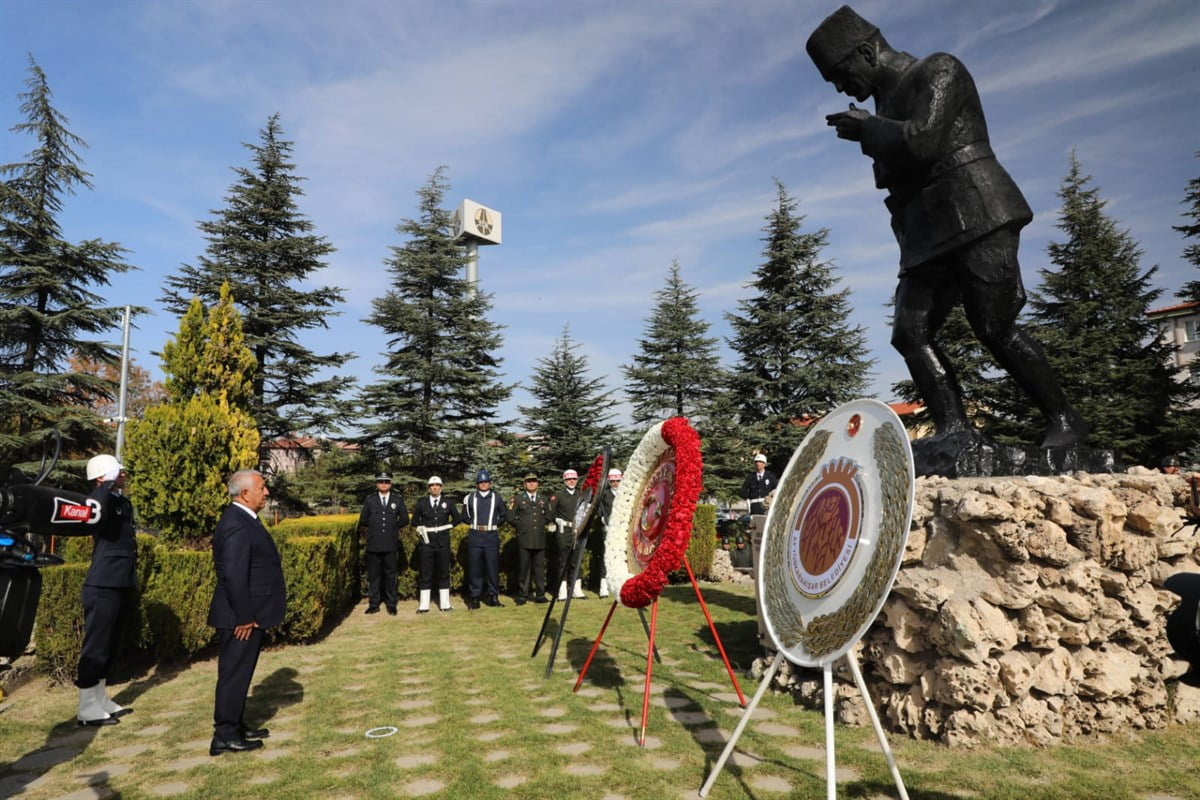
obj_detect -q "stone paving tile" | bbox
[589,702,622,712]
[135,724,170,738]
[484,749,511,762]
[476,731,503,742]
[76,763,132,782]
[600,794,631,800]
[754,721,802,737]
[835,766,860,782]
[693,727,729,744]
[541,722,578,735]
[163,755,209,772]
[749,774,793,793]
[670,711,713,726]
[494,773,528,788]
[556,741,591,756]
[469,712,501,724]
[269,730,296,742]
[720,705,776,720]
[688,681,725,691]
[51,786,118,800]
[401,778,445,796]
[565,763,607,776]
[574,687,603,697]
[605,717,633,729]
[256,747,291,761]
[654,695,695,709]
[395,753,438,769]
[538,706,567,718]
[326,747,361,759]
[156,710,188,719]
[464,697,489,707]
[648,757,680,770]
[782,744,825,761]
[0,772,39,797]
[618,734,662,749]
[400,715,441,728]
[248,774,278,785]
[344,684,365,692]
[727,749,765,768]
[711,692,742,704]
[14,746,80,771]
[148,782,192,796]
[396,698,434,710]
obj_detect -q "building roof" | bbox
[1148,300,1200,317]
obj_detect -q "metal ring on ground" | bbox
[364,726,398,738]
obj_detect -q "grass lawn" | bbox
[1,582,1198,800]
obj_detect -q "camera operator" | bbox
[75,454,136,727]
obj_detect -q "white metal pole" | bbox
[699,651,784,798]
[114,305,132,461]
[465,240,479,299]
[846,651,910,800]
[824,663,837,800]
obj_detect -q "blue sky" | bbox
[3,0,1198,433]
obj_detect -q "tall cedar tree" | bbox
[1176,151,1200,304]
[1018,154,1198,464]
[623,258,721,424]
[359,167,511,490]
[694,386,751,502]
[726,180,874,468]
[160,114,350,444]
[0,56,137,468]
[517,325,618,479]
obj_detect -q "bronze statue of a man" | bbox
[807,5,1088,449]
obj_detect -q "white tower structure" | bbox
[452,199,502,298]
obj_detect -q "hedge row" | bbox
[34,506,718,681]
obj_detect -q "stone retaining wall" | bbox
[757,469,1200,746]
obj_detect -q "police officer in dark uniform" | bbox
[357,472,410,615]
[462,469,507,609]
[550,468,587,600]
[410,475,462,612]
[740,454,777,515]
[76,453,136,726]
[808,5,1087,450]
[510,472,554,605]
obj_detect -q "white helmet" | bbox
[86,454,123,481]
[607,468,623,480]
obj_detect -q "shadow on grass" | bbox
[246,666,304,728]
[0,655,180,800]
[566,636,625,689]
[663,584,759,617]
[843,779,971,799]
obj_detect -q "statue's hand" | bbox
[825,103,869,141]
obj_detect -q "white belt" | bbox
[426,524,452,532]
[749,497,768,504]
[471,525,499,531]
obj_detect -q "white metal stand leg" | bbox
[846,652,910,800]
[824,663,836,800]
[698,651,783,798]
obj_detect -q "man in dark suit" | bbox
[208,470,286,756]
[75,454,137,726]
[357,472,410,615]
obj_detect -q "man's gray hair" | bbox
[228,470,262,498]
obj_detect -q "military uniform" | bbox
[510,481,554,603]
[411,478,462,612]
[463,473,507,608]
[550,470,587,600]
[357,478,410,613]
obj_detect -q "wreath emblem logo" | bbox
[786,457,863,598]
[474,208,493,236]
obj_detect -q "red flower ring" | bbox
[605,417,703,609]
[582,452,605,493]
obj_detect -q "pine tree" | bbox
[1022,153,1198,464]
[693,386,750,502]
[359,167,511,486]
[726,180,874,465]
[0,56,137,467]
[517,325,618,477]
[623,258,721,424]
[125,300,259,544]
[1177,151,1200,304]
[160,114,350,443]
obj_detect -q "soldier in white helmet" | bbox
[589,467,622,599]
[549,468,587,600]
[75,454,136,726]
[410,476,462,613]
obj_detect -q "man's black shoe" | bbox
[466,597,480,610]
[514,596,527,606]
[386,607,397,616]
[77,715,119,727]
[483,595,504,607]
[239,726,270,740]
[532,594,548,603]
[365,606,380,615]
[210,736,264,756]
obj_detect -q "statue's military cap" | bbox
[806,5,879,80]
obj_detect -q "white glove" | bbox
[545,523,556,532]
[416,526,429,544]
[103,467,122,482]
[555,517,570,529]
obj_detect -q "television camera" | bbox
[1,436,104,659]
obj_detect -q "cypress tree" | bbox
[726,180,874,465]
[160,114,350,443]
[623,258,721,425]
[518,325,618,477]
[359,167,511,489]
[1022,153,1198,463]
[0,56,137,468]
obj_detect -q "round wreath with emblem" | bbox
[604,417,702,608]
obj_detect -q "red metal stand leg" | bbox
[574,600,619,693]
[685,555,747,707]
[639,597,659,746]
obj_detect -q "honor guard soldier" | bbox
[740,454,777,515]
[411,476,462,612]
[550,468,587,600]
[76,454,137,726]
[590,467,622,599]
[357,472,410,615]
[510,473,555,605]
[463,469,507,609]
